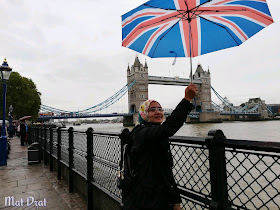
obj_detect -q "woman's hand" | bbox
[173,203,181,210]
[185,83,198,102]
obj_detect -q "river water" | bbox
[70,120,280,142]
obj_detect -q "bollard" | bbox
[206,129,230,210]
[68,127,74,193]
[86,127,94,210]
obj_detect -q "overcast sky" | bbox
[1,0,279,113]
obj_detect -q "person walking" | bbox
[123,84,198,210]
[20,123,27,146]
[17,124,20,137]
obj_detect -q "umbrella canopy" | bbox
[122,0,273,58]
[18,116,32,122]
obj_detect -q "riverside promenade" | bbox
[0,136,87,210]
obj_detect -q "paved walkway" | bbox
[0,136,87,210]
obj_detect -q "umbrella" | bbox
[122,0,273,81]
[18,116,32,122]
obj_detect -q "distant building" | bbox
[266,104,280,114]
[245,97,269,118]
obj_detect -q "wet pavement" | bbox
[0,136,87,210]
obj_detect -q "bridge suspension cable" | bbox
[212,101,224,112]
[211,86,262,114]
[41,104,71,114]
[211,86,235,108]
[77,80,135,114]
[40,80,136,115]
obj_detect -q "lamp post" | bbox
[8,105,13,138]
[0,58,12,166]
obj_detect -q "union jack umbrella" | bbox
[122,0,273,81]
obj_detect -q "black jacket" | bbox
[20,124,26,135]
[123,99,194,210]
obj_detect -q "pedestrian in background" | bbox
[17,124,20,137]
[20,123,26,146]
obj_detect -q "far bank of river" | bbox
[69,120,280,142]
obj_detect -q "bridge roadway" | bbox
[38,113,133,120]
[148,76,202,86]
[39,112,174,120]
[38,111,260,120]
[220,113,260,116]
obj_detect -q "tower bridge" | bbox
[39,57,272,123]
[124,56,219,125]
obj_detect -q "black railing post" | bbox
[119,128,130,202]
[50,127,53,171]
[86,127,94,210]
[28,126,32,142]
[206,129,229,210]
[57,127,62,180]
[37,126,40,143]
[38,126,42,163]
[68,127,74,193]
[44,127,48,165]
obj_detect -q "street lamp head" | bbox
[0,58,12,80]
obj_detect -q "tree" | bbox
[0,72,41,121]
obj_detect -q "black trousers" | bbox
[20,134,26,146]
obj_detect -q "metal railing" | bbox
[29,125,280,210]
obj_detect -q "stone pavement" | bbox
[0,136,87,210]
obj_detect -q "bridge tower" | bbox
[127,56,148,113]
[193,64,212,112]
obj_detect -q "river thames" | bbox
[70,120,280,142]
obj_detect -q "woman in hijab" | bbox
[123,84,198,210]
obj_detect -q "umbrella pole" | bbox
[188,20,196,107]
[190,52,193,83]
[188,21,193,84]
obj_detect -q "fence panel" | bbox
[226,147,280,209]
[52,128,58,158]
[73,131,87,178]
[171,141,211,209]
[92,133,121,200]
[60,129,69,166]
[46,128,50,153]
